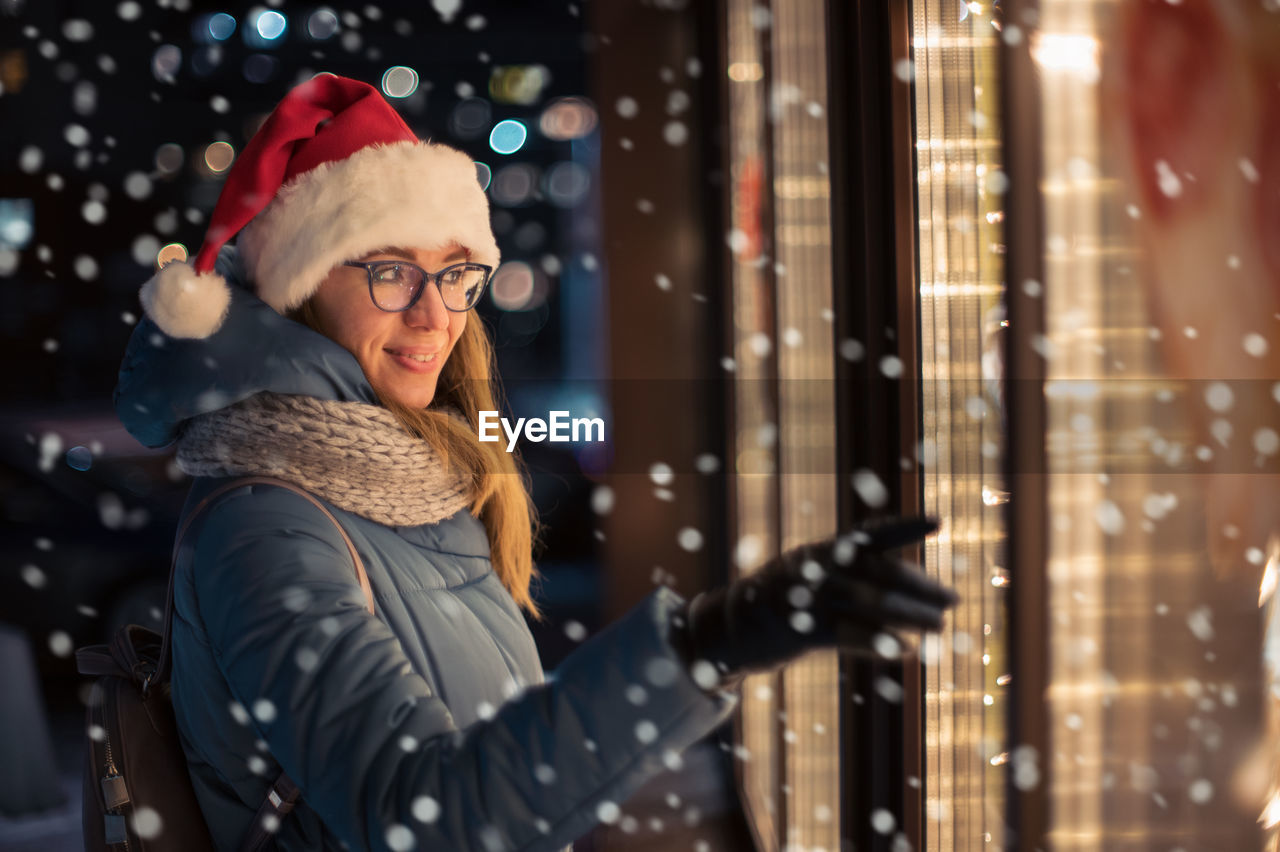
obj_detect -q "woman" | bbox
[116,74,956,851]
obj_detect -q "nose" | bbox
[404,280,451,330]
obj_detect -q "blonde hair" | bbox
[290,298,546,621]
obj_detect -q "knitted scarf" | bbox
[176,392,476,527]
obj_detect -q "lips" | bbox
[385,347,442,373]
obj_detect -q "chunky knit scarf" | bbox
[176,392,476,527]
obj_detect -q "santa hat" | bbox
[140,73,500,339]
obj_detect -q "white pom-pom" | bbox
[139,261,231,339]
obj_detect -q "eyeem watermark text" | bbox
[478,410,606,452]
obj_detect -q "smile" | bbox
[386,349,440,373]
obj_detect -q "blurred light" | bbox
[307,8,340,40]
[490,164,538,206]
[1263,790,1280,829]
[474,161,492,192]
[62,19,94,42]
[539,97,598,141]
[0,199,35,249]
[488,120,528,155]
[728,62,763,82]
[1261,536,1280,607]
[449,98,492,140]
[0,49,29,95]
[204,141,235,173]
[544,161,591,208]
[243,54,278,83]
[191,45,223,76]
[513,221,546,251]
[209,13,236,41]
[488,64,549,105]
[72,80,97,115]
[157,242,188,268]
[489,261,537,311]
[381,66,418,98]
[151,44,182,82]
[132,235,161,267]
[256,10,287,40]
[66,446,93,471]
[1029,32,1100,82]
[124,172,153,200]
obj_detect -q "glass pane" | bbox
[909,1,1009,849]
[726,1,839,850]
[1020,0,1276,847]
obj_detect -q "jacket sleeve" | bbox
[187,483,739,852]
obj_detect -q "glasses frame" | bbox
[343,260,493,313]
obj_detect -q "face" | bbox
[309,244,469,409]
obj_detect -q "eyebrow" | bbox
[359,245,470,263]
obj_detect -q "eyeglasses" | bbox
[343,260,492,313]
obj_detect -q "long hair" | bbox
[290,298,546,621]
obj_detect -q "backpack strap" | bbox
[152,475,375,692]
[239,773,301,852]
[149,476,372,851]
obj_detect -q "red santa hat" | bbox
[140,72,500,339]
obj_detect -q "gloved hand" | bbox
[668,517,956,690]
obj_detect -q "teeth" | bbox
[400,352,436,362]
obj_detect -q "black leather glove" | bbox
[668,517,956,690]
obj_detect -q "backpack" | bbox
[75,476,375,851]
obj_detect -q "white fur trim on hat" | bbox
[236,140,500,314]
[139,260,232,339]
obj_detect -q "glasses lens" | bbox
[368,263,423,311]
[438,265,489,311]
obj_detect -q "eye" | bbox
[373,263,407,283]
[440,268,464,286]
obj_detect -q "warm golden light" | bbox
[1030,32,1101,82]
[204,141,235,173]
[1262,790,1280,830]
[156,242,188,268]
[538,97,598,141]
[1261,536,1280,608]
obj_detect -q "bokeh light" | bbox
[157,243,188,269]
[539,97,598,141]
[449,98,492,140]
[65,447,92,471]
[488,65,549,105]
[488,119,528,155]
[209,13,236,41]
[474,161,492,192]
[544,162,591,208]
[490,163,538,206]
[151,45,182,83]
[0,199,34,249]
[307,8,340,40]
[204,141,235,173]
[132,234,161,267]
[381,66,419,98]
[255,10,287,40]
[513,221,547,251]
[489,261,537,311]
[191,45,223,76]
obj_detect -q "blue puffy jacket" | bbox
[114,247,739,851]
